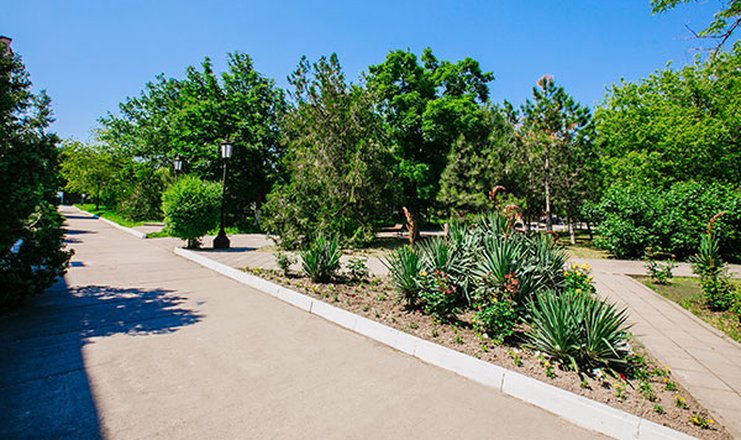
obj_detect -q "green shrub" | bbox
[118,165,172,221]
[345,257,369,281]
[1,203,72,308]
[301,235,341,283]
[161,176,221,248]
[384,246,421,306]
[593,181,741,260]
[564,263,597,294]
[526,290,632,371]
[643,248,676,285]
[417,269,459,320]
[474,299,517,343]
[691,233,737,311]
[274,251,296,276]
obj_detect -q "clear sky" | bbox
[2,0,718,141]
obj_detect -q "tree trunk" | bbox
[568,217,576,245]
[544,143,553,232]
[586,221,594,241]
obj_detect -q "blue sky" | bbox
[2,0,717,141]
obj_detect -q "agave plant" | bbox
[471,235,526,302]
[690,233,724,278]
[384,245,421,306]
[418,236,477,304]
[523,234,568,292]
[301,235,341,283]
[476,211,511,238]
[526,290,632,371]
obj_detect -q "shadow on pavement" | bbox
[0,277,202,439]
[64,214,97,220]
[198,246,257,253]
[64,229,97,235]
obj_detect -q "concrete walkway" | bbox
[0,207,602,440]
[180,234,741,438]
[590,272,741,439]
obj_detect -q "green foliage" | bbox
[345,257,369,282]
[472,232,567,307]
[643,248,677,285]
[416,269,459,320]
[437,106,515,213]
[384,245,421,306]
[0,43,71,308]
[1,204,71,308]
[509,75,597,228]
[117,165,173,221]
[691,233,737,311]
[592,181,741,260]
[59,140,122,209]
[300,235,341,283]
[474,300,517,343]
[274,251,296,276]
[564,263,597,295]
[386,246,422,298]
[417,236,476,304]
[366,48,493,223]
[595,47,740,188]
[263,54,393,249]
[526,290,632,371]
[161,176,221,248]
[99,52,286,224]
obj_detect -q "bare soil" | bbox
[248,267,732,439]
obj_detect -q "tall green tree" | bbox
[59,140,121,210]
[595,46,741,189]
[365,48,493,234]
[263,54,393,248]
[515,76,595,237]
[99,52,286,224]
[437,105,516,214]
[0,40,71,308]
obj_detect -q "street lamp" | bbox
[213,138,232,249]
[173,154,183,176]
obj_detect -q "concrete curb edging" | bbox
[174,247,695,440]
[76,208,147,239]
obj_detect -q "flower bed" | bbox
[249,267,731,439]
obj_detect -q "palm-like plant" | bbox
[384,245,421,306]
[526,290,632,371]
[301,235,341,283]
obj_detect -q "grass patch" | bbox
[556,229,609,259]
[634,275,741,343]
[75,204,160,228]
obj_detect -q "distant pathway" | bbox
[0,208,601,439]
[186,234,741,438]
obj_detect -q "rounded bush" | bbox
[162,176,221,248]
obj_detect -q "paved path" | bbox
[591,272,741,439]
[182,234,741,438]
[0,207,602,440]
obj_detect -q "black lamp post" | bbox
[173,154,183,176]
[213,138,232,249]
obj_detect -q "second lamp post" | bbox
[213,138,232,249]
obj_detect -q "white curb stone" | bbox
[353,316,417,356]
[311,300,358,330]
[275,286,313,311]
[76,208,147,239]
[173,247,697,440]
